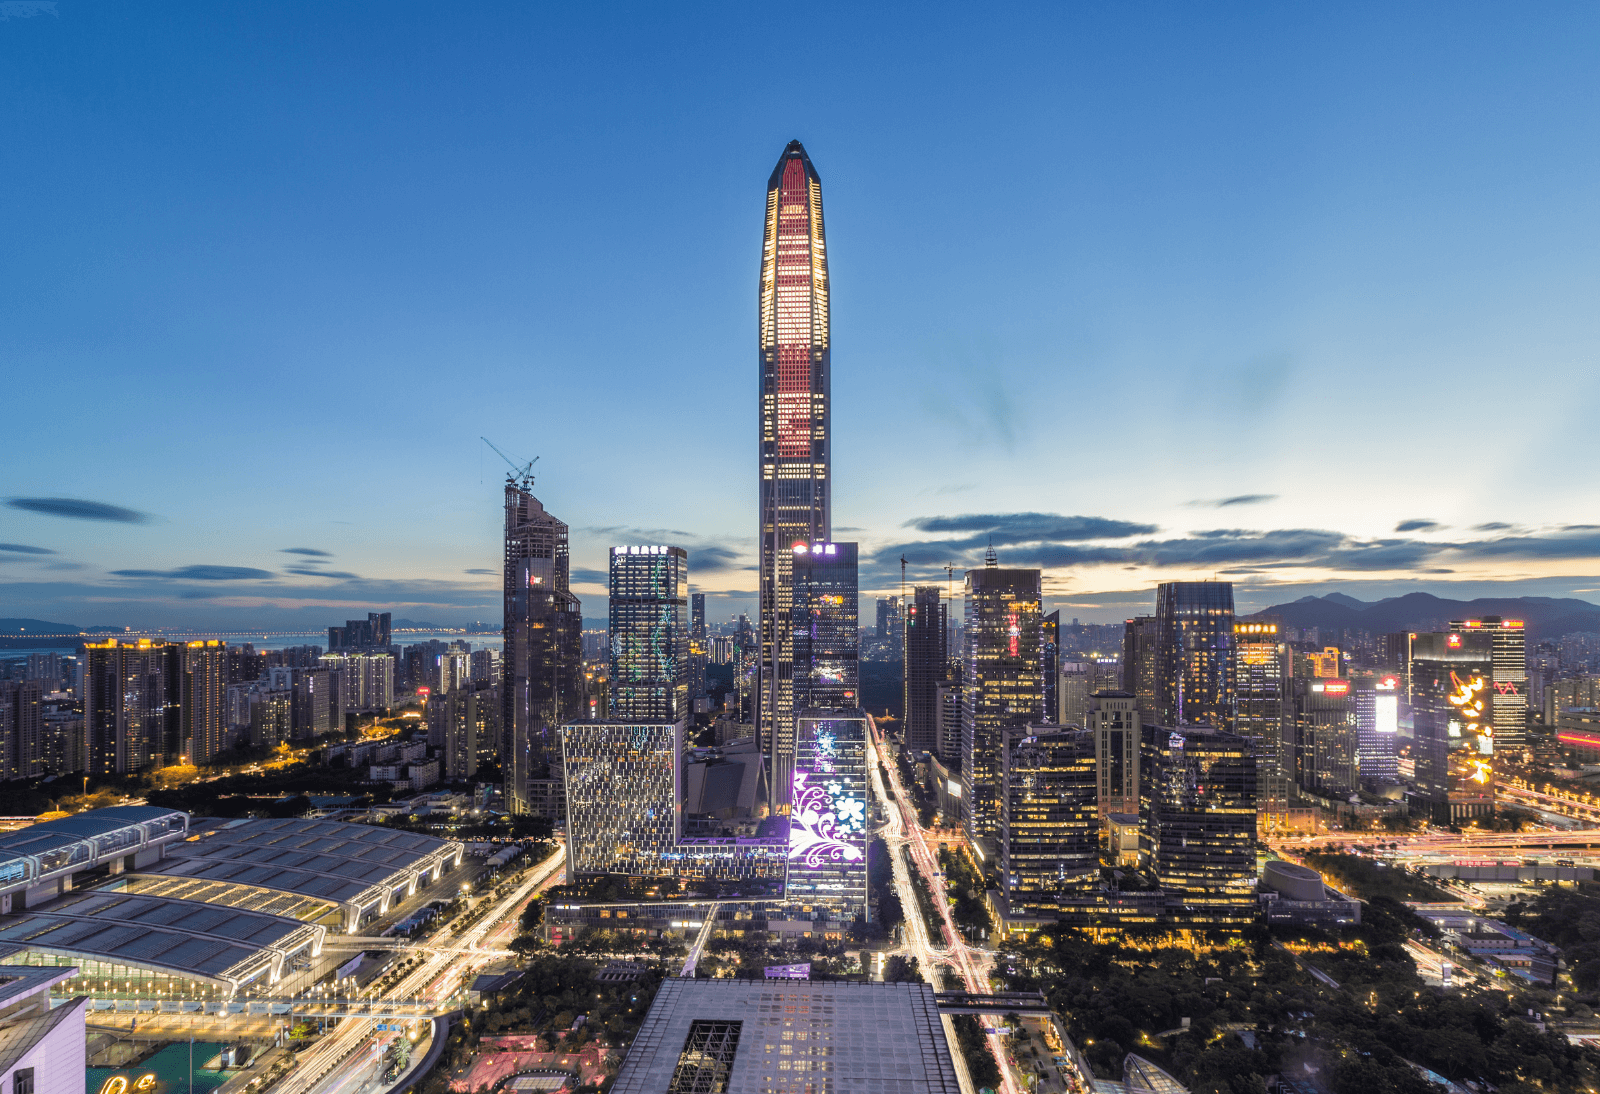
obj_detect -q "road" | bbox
[270,843,567,1094]
[869,717,1036,1094]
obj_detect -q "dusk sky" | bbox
[4,2,1600,630]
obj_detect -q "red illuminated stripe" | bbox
[775,157,812,458]
[1558,731,1600,748]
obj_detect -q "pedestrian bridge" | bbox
[74,995,449,1020]
[934,990,1052,1016]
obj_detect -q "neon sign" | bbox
[788,771,864,867]
[98,1075,158,1094]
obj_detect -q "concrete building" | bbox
[1087,691,1140,819]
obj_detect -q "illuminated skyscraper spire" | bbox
[758,139,831,809]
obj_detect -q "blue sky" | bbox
[3,2,1600,630]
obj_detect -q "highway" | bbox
[869,716,1041,1094]
[271,843,566,1094]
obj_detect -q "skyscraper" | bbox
[690,592,708,709]
[179,640,227,765]
[561,720,680,877]
[903,585,948,756]
[786,711,869,917]
[1121,616,1159,724]
[1087,690,1140,818]
[1041,610,1059,723]
[1148,726,1258,923]
[758,140,831,811]
[503,481,584,816]
[1233,621,1291,815]
[1410,629,1496,823]
[1355,676,1399,784]
[1451,617,1528,756]
[1155,581,1235,727]
[790,542,859,714]
[83,639,179,775]
[1000,727,1098,917]
[608,545,690,724]
[961,562,1044,846]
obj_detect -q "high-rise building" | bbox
[903,585,947,756]
[83,640,179,775]
[318,652,393,713]
[1148,726,1257,923]
[1355,676,1400,784]
[1410,629,1496,823]
[1155,581,1235,727]
[1057,662,1095,728]
[873,597,903,661]
[503,482,584,816]
[1451,617,1528,756]
[179,641,227,765]
[1087,690,1140,818]
[689,592,708,709]
[786,711,869,917]
[1121,616,1159,724]
[960,563,1044,845]
[328,612,391,651]
[0,680,44,780]
[1041,611,1059,724]
[608,545,690,724]
[1233,621,1291,814]
[757,140,832,812]
[1000,726,1097,916]
[561,721,679,877]
[790,542,859,714]
[1296,679,1356,796]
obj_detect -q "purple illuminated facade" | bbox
[784,711,867,916]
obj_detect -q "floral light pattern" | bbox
[788,771,864,867]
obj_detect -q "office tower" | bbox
[83,640,179,775]
[690,592,708,708]
[608,545,690,723]
[179,640,227,764]
[903,585,947,756]
[1452,617,1528,755]
[1121,616,1159,723]
[561,721,679,876]
[503,481,584,816]
[786,711,869,916]
[1149,727,1257,922]
[1295,678,1356,796]
[758,140,832,811]
[873,597,903,660]
[1057,662,1095,728]
[1041,611,1059,723]
[1355,676,1400,784]
[1086,690,1140,818]
[960,562,1044,844]
[1155,581,1235,727]
[936,674,961,762]
[1233,621,1292,814]
[1000,726,1097,915]
[790,542,859,714]
[1410,629,1495,823]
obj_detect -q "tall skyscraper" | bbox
[1087,690,1140,818]
[786,712,869,917]
[1121,616,1159,724]
[1155,581,1235,727]
[1451,617,1528,756]
[758,140,832,811]
[903,585,948,756]
[1355,676,1399,784]
[1148,726,1258,923]
[790,542,859,713]
[1041,611,1060,724]
[561,720,680,877]
[503,481,584,816]
[1410,629,1496,823]
[961,562,1044,846]
[179,640,227,765]
[83,639,179,775]
[608,545,690,724]
[1297,678,1356,796]
[1233,621,1291,815]
[690,592,708,708]
[1000,726,1098,917]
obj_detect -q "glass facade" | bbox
[903,586,947,757]
[1000,728,1098,915]
[609,546,690,723]
[83,640,179,775]
[1154,581,1235,728]
[561,721,679,876]
[1410,630,1496,822]
[1355,677,1400,784]
[1451,617,1528,756]
[758,141,831,812]
[504,484,584,816]
[1233,621,1291,814]
[1149,727,1257,922]
[961,567,1044,843]
[786,713,867,917]
[789,542,858,714]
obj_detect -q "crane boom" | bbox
[480,437,539,490]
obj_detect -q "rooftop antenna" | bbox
[481,437,539,491]
[900,555,907,603]
[984,539,998,568]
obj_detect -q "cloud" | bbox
[0,543,53,554]
[285,568,361,579]
[111,565,276,581]
[1472,522,1512,532]
[1189,494,1279,508]
[571,568,609,585]
[905,512,1158,549]
[583,525,694,541]
[690,546,743,573]
[1396,519,1441,533]
[463,568,495,575]
[281,547,333,557]
[6,497,154,524]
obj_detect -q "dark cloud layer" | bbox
[905,512,1156,549]
[111,565,276,581]
[690,546,744,573]
[281,547,333,557]
[0,543,54,554]
[1217,494,1278,507]
[1395,519,1440,532]
[285,567,360,579]
[571,568,609,585]
[7,497,153,523]
[462,568,495,575]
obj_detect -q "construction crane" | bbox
[480,437,538,491]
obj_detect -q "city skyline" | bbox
[6,5,1600,630]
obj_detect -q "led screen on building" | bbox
[786,714,868,917]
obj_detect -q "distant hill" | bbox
[0,618,121,635]
[1243,593,1600,639]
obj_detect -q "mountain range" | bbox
[1243,593,1600,640]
